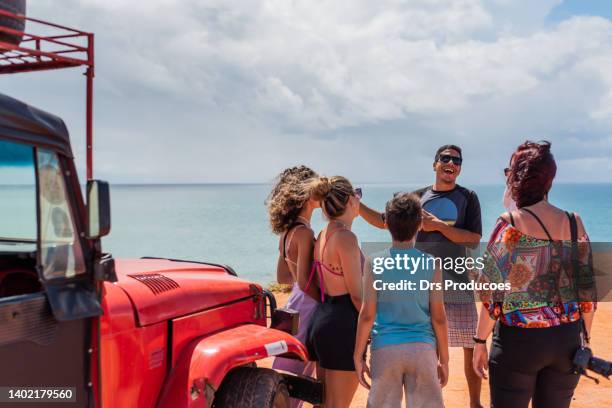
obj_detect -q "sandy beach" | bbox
[265,292,611,407]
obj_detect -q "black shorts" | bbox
[305,294,358,371]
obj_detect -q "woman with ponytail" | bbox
[267,165,320,408]
[304,176,364,408]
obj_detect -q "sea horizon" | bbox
[103,181,612,186]
[5,182,611,284]
[98,183,612,284]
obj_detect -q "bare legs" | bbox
[316,364,358,408]
[463,347,483,408]
[324,369,358,408]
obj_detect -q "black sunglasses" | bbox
[504,167,511,177]
[438,154,462,166]
[354,187,362,199]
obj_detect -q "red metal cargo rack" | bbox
[0,8,95,179]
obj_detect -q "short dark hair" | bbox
[385,192,422,242]
[435,144,462,161]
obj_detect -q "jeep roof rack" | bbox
[0,8,95,179]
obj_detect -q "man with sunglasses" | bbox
[359,144,483,408]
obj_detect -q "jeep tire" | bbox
[213,367,290,408]
[0,0,26,46]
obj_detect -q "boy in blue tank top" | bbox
[354,192,449,408]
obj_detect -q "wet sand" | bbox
[265,292,612,407]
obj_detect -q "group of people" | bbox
[266,141,597,408]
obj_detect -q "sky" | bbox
[2,0,612,184]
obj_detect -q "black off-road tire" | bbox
[0,0,26,46]
[213,367,290,408]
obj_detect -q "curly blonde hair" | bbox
[266,166,318,234]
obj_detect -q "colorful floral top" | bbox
[478,218,597,328]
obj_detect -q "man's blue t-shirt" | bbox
[414,184,482,284]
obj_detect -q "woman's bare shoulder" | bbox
[499,211,511,224]
[292,225,315,242]
[335,229,359,250]
[573,212,588,237]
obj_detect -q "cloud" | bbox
[1,0,611,183]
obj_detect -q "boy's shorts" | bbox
[367,342,444,408]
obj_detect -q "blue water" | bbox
[103,183,612,284]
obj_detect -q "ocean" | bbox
[103,183,612,284]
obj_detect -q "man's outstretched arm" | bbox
[422,210,481,246]
[359,202,386,229]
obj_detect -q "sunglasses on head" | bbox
[438,154,462,166]
[354,187,362,199]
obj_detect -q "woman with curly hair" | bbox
[473,141,597,408]
[267,165,320,408]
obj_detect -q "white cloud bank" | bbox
[1,0,611,183]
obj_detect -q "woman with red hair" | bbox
[472,141,597,408]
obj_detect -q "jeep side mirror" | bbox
[87,180,111,239]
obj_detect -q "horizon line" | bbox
[4,181,612,187]
[106,181,612,186]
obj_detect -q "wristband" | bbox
[472,336,487,344]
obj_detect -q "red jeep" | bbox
[0,5,321,407]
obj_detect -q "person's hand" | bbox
[438,361,449,388]
[421,210,443,232]
[354,355,371,389]
[472,343,489,379]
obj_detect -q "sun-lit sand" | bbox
[265,292,612,407]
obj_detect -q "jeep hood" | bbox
[112,258,260,326]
